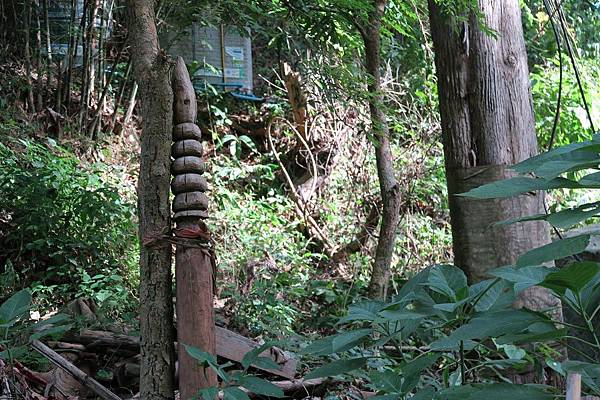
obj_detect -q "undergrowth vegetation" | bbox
[0,136,139,320]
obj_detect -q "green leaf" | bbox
[369,370,403,393]
[330,329,372,353]
[338,300,385,324]
[491,266,555,293]
[430,310,548,350]
[377,309,429,321]
[0,345,28,361]
[184,345,228,382]
[499,344,526,360]
[540,261,600,295]
[223,387,250,400]
[516,235,590,267]
[468,279,515,311]
[496,327,568,345]
[300,336,335,356]
[400,353,441,393]
[239,376,284,397]
[196,387,219,400]
[241,341,280,370]
[304,357,368,379]
[514,140,600,178]
[29,324,72,341]
[185,345,217,365]
[495,202,600,229]
[393,266,432,305]
[461,176,580,199]
[411,387,436,400]
[0,290,31,324]
[427,265,467,301]
[436,383,556,399]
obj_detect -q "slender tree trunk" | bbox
[428,0,559,312]
[64,0,79,110]
[364,0,402,299]
[126,2,175,399]
[35,0,44,111]
[24,0,36,112]
[43,0,52,103]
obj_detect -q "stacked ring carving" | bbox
[171,123,208,220]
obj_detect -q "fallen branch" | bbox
[31,339,121,400]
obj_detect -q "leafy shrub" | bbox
[0,137,139,318]
[302,136,600,398]
[302,263,599,398]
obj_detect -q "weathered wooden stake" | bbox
[171,56,217,398]
[567,373,582,400]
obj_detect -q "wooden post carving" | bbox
[171,56,217,398]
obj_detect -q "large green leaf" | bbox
[514,140,600,177]
[197,387,219,400]
[427,265,467,301]
[468,279,514,311]
[430,310,549,350]
[222,387,250,400]
[369,370,403,393]
[338,300,385,324]
[491,266,556,293]
[331,329,372,352]
[435,383,556,400]
[0,290,31,325]
[378,309,430,321]
[393,266,433,305]
[239,376,284,397]
[301,329,372,356]
[304,357,368,379]
[496,202,600,229]
[461,176,580,199]
[540,261,600,295]
[400,353,441,393]
[300,336,336,356]
[516,235,590,267]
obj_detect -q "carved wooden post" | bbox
[171,56,218,398]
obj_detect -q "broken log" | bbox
[65,328,297,379]
[31,340,121,400]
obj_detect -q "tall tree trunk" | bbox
[428,0,559,312]
[126,2,175,400]
[364,0,402,299]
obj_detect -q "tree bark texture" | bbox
[126,2,175,400]
[171,56,218,399]
[428,0,559,311]
[365,0,402,300]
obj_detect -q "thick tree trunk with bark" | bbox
[126,2,175,400]
[365,0,402,299]
[428,0,559,311]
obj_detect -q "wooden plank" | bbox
[67,328,297,379]
[215,326,297,379]
[32,340,121,400]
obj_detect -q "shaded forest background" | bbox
[0,0,599,398]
